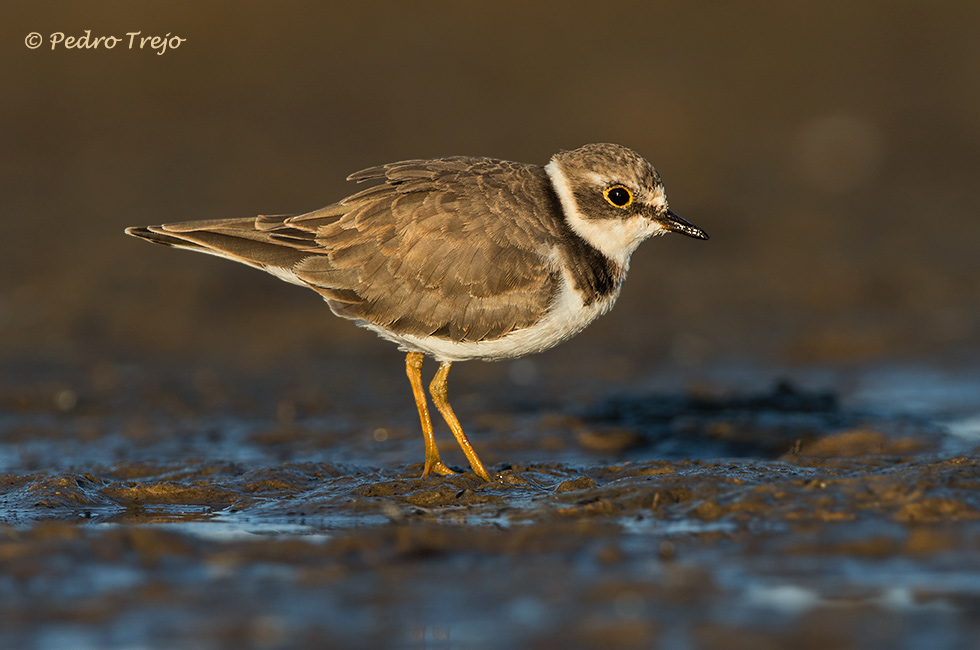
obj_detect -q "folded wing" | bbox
[126,158,565,343]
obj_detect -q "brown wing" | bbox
[125,157,566,343]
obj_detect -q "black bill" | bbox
[657,210,709,240]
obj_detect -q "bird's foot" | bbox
[422,458,460,478]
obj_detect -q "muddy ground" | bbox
[2,359,979,649]
[3,2,980,649]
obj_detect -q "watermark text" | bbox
[25,30,185,55]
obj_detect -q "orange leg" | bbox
[429,361,492,482]
[405,352,456,478]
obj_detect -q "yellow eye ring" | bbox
[604,185,633,208]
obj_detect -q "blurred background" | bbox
[2,1,979,384]
[4,7,980,647]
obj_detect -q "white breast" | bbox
[357,264,624,362]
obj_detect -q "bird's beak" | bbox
[656,210,709,240]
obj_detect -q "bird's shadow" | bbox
[579,379,940,461]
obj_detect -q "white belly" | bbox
[358,267,624,362]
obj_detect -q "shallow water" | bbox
[2,362,979,649]
[5,3,980,647]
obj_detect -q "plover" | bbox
[126,143,708,481]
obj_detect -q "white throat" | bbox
[545,159,666,268]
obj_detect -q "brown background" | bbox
[3,1,979,376]
[3,5,980,648]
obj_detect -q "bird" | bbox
[125,143,708,482]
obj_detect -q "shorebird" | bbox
[126,143,708,481]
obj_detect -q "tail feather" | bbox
[124,218,312,271]
[124,225,205,250]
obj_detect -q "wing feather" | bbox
[127,157,568,343]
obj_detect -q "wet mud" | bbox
[2,373,979,649]
[5,3,980,648]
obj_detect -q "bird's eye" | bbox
[604,185,633,208]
